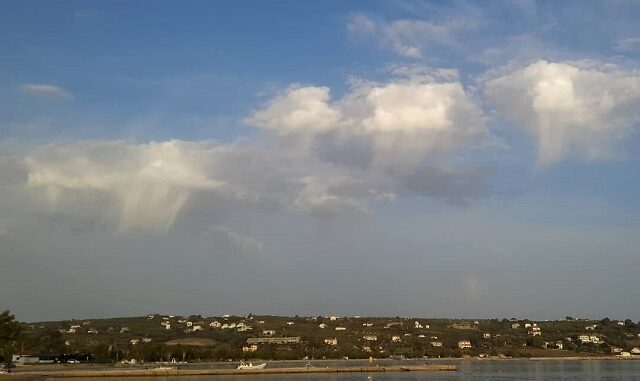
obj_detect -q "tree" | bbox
[0,310,21,359]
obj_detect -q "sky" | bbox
[1,0,640,322]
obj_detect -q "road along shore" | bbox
[14,365,457,378]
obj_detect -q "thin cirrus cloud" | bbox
[19,84,74,100]
[347,14,477,58]
[485,60,640,167]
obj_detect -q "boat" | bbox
[237,361,266,370]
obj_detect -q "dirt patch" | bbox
[164,338,218,347]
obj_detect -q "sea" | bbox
[47,359,640,381]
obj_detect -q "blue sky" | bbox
[1,0,640,322]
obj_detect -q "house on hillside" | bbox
[458,340,472,349]
[391,335,401,343]
[319,323,327,329]
[430,341,442,347]
[363,335,378,341]
[335,327,346,331]
[324,338,338,346]
[242,345,258,352]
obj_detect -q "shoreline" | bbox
[8,365,457,378]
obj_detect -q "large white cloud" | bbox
[26,140,225,231]
[248,71,488,171]
[485,60,640,166]
[18,67,492,234]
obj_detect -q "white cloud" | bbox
[20,84,74,100]
[17,67,493,233]
[614,37,640,53]
[26,140,224,231]
[246,86,341,134]
[205,225,263,254]
[485,60,640,166]
[248,69,488,171]
[347,14,476,58]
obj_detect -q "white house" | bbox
[193,325,202,331]
[142,338,152,343]
[210,321,221,328]
[458,340,472,349]
[164,323,171,330]
[186,322,193,327]
[363,335,378,341]
[631,347,640,355]
[263,330,276,336]
[324,338,338,346]
[391,335,401,342]
[329,316,339,321]
[483,333,491,339]
[130,339,140,345]
[511,323,521,329]
[554,342,563,350]
[362,323,373,327]
[414,321,423,329]
[335,327,346,331]
[430,341,443,347]
[242,345,258,352]
[578,335,591,343]
[319,323,327,329]
[286,321,294,325]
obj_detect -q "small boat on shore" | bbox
[237,361,266,370]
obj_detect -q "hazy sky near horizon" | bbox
[1,0,640,322]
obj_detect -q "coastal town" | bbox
[2,311,640,366]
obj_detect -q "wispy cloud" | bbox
[348,14,478,58]
[20,84,74,100]
[614,37,640,53]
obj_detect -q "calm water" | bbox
[49,360,640,381]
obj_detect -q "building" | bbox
[458,340,472,349]
[11,355,40,365]
[319,323,327,329]
[193,325,202,331]
[329,316,339,321]
[554,342,563,350]
[324,338,338,346]
[414,321,423,329]
[246,336,301,345]
[210,321,221,328]
[363,335,378,341]
[430,341,443,347]
[611,347,623,355]
[511,323,521,329]
[391,335,401,342]
[631,348,640,355]
[242,345,258,352]
[335,327,346,331]
[263,330,276,336]
[483,333,491,339]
